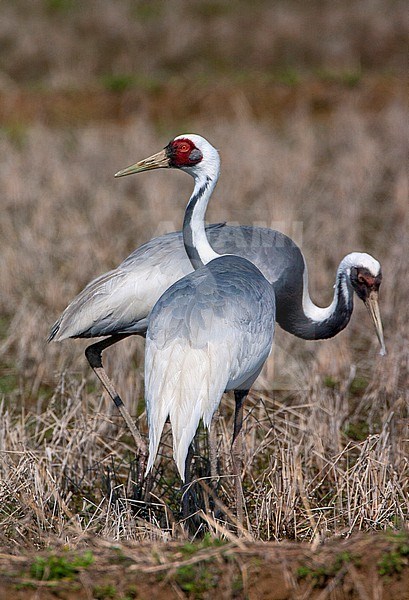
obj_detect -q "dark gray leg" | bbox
[231,389,248,529]
[208,414,219,482]
[85,334,147,458]
[181,444,195,519]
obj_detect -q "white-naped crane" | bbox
[111,134,386,524]
[48,138,386,468]
[115,134,276,524]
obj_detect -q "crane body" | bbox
[114,134,277,521]
[145,254,275,479]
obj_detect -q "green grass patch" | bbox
[315,68,362,87]
[190,1,236,19]
[45,0,77,12]
[378,531,409,576]
[344,420,369,441]
[179,532,226,557]
[93,584,117,599]
[100,73,162,94]
[0,316,10,339]
[0,123,28,149]
[100,74,136,93]
[29,550,94,581]
[297,551,358,588]
[156,534,227,597]
[378,550,408,576]
[231,572,244,595]
[323,375,339,389]
[122,585,138,600]
[132,1,163,22]
[274,67,301,86]
[0,373,19,395]
[14,582,36,590]
[349,375,369,396]
[175,563,220,596]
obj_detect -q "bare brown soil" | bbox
[0,531,407,600]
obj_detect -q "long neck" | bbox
[183,168,221,269]
[277,265,354,340]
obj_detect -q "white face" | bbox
[172,134,220,180]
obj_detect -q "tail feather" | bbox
[144,346,175,476]
[145,339,229,481]
[47,319,61,342]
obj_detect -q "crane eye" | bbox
[179,143,190,153]
[358,274,366,284]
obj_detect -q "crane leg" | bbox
[231,389,248,530]
[208,414,218,482]
[85,335,147,458]
[181,444,195,520]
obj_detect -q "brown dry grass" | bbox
[0,0,408,576]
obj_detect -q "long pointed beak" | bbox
[115,149,170,177]
[365,290,386,356]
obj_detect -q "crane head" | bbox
[346,254,386,355]
[114,134,220,178]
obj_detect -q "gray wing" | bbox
[208,225,302,285]
[145,255,276,478]
[207,225,305,314]
[49,223,302,341]
[48,228,205,340]
[148,255,276,373]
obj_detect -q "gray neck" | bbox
[278,269,354,339]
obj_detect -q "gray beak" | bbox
[364,290,386,356]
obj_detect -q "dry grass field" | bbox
[0,1,408,598]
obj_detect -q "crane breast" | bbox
[144,255,276,479]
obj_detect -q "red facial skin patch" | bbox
[360,275,376,287]
[167,138,203,168]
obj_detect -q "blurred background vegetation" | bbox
[0,0,406,125]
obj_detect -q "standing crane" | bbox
[115,134,276,523]
[113,134,386,523]
[48,138,386,459]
